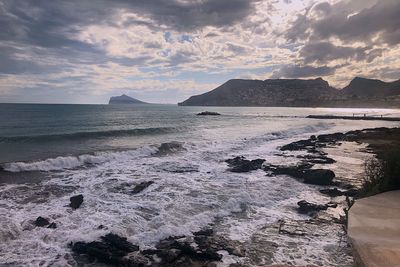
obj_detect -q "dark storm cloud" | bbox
[299,42,383,64]
[286,0,400,46]
[272,65,336,79]
[0,0,258,46]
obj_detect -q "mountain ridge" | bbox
[179,77,400,108]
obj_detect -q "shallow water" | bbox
[0,104,399,266]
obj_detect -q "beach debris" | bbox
[69,194,84,209]
[197,111,221,116]
[226,156,265,173]
[131,181,154,194]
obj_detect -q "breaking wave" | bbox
[1,146,158,172]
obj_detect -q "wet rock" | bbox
[71,233,139,266]
[72,241,126,265]
[319,188,344,197]
[69,194,83,209]
[297,200,337,215]
[302,169,335,185]
[197,111,221,116]
[319,187,358,197]
[280,139,315,151]
[226,156,265,173]
[131,181,154,194]
[34,216,50,227]
[47,222,57,229]
[317,132,345,143]
[101,233,139,252]
[298,154,336,164]
[265,163,335,185]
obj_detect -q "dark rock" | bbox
[156,248,182,263]
[131,181,154,194]
[302,169,335,185]
[101,233,139,252]
[298,154,336,164]
[47,222,57,229]
[319,188,345,197]
[280,139,315,151]
[317,132,345,143]
[197,111,221,116]
[69,194,84,209]
[297,200,337,215]
[72,241,126,265]
[226,156,265,173]
[34,216,50,227]
[71,233,139,266]
[320,187,359,197]
[264,163,313,178]
[343,188,359,197]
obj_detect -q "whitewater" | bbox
[0,104,399,266]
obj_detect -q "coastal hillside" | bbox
[109,94,147,104]
[341,77,400,97]
[179,77,400,108]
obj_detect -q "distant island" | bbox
[108,94,147,104]
[178,77,400,108]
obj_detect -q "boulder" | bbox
[34,216,50,227]
[226,156,265,173]
[69,194,84,209]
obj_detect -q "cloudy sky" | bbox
[0,0,399,104]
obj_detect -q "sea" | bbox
[0,103,399,266]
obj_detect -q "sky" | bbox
[0,0,399,104]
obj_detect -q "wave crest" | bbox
[1,146,158,172]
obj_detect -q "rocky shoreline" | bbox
[67,127,400,266]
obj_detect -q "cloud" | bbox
[272,64,336,78]
[299,42,383,64]
[286,0,400,46]
[0,0,400,103]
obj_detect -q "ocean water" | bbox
[0,103,399,266]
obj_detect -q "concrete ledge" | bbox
[348,190,400,267]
